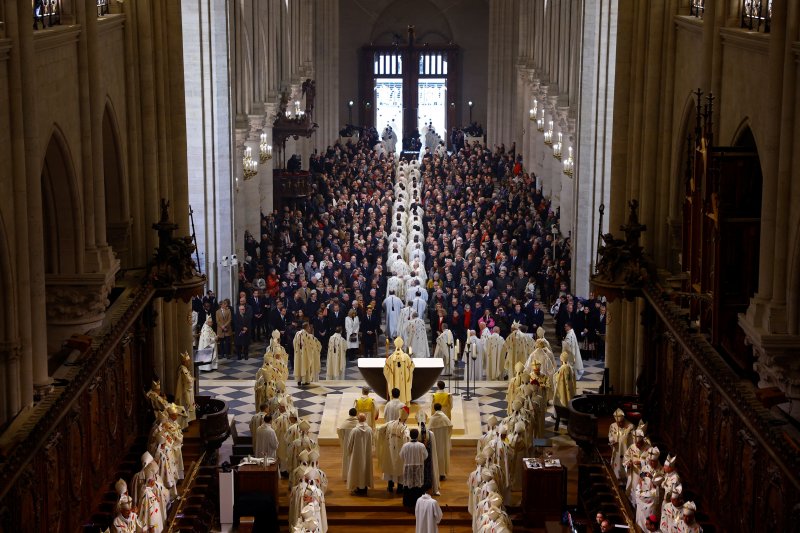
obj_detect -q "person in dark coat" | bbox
[361,302,381,357]
[234,303,253,360]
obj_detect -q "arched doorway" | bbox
[682,108,762,377]
[102,103,131,268]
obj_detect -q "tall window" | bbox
[689,0,704,18]
[417,53,447,141]
[374,52,404,142]
[32,0,61,29]
[97,0,109,17]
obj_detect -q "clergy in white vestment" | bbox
[525,338,557,377]
[139,464,165,533]
[483,327,505,381]
[383,291,403,338]
[384,388,405,422]
[174,352,195,427]
[464,329,483,380]
[275,409,296,474]
[346,414,374,493]
[411,293,427,320]
[250,403,269,438]
[608,408,635,480]
[383,408,410,491]
[553,352,577,408]
[427,404,453,478]
[400,428,429,508]
[501,323,534,378]
[337,408,359,479]
[326,329,348,380]
[636,473,661,532]
[288,479,309,529]
[112,497,142,533]
[415,493,443,533]
[197,316,218,371]
[294,324,322,385]
[254,415,279,459]
[383,338,415,404]
[405,313,430,358]
[397,304,413,345]
[562,323,585,380]
[433,326,455,373]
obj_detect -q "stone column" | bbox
[6,0,36,407]
[245,113,265,235]
[747,0,785,330]
[313,0,340,152]
[0,341,21,427]
[261,102,279,215]
[233,125,250,259]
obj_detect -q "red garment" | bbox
[463,311,472,330]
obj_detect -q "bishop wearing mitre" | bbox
[175,352,196,428]
[384,337,415,404]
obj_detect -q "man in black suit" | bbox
[529,300,545,331]
[361,302,381,357]
[327,300,346,332]
[251,289,266,341]
[234,303,253,360]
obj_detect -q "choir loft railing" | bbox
[97,0,109,17]
[741,0,771,33]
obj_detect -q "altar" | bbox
[357,357,444,401]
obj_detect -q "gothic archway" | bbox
[41,128,82,275]
[102,102,131,268]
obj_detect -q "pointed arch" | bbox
[40,125,83,275]
[0,211,17,341]
[102,99,131,267]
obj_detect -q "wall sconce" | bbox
[543,120,554,145]
[243,146,258,180]
[563,146,574,177]
[552,132,563,160]
[259,133,272,163]
[348,100,354,123]
[468,100,474,122]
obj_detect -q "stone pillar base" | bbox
[739,312,800,420]
[45,269,118,354]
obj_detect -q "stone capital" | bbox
[248,114,265,136]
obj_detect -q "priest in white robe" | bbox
[400,428,429,508]
[415,493,443,533]
[326,329,348,380]
[346,414,374,493]
[397,304,414,345]
[383,409,410,491]
[502,323,534,379]
[384,388,405,422]
[254,415,279,459]
[337,408,359,479]
[427,404,453,478]
[383,291,404,338]
[294,324,322,385]
[405,313,430,358]
[483,327,505,381]
[526,338,557,377]
[174,352,195,427]
[464,329,483,381]
[433,326,455,374]
[562,323,585,380]
[553,352,577,407]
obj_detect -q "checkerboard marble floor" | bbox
[199,349,605,446]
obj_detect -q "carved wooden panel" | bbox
[641,292,800,533]
[0,298,155,533]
